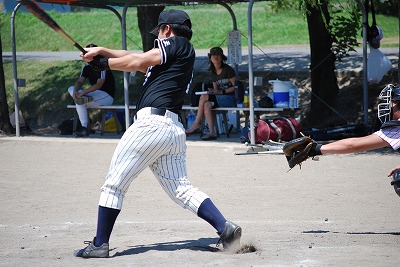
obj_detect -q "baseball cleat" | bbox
[217,220,242,251]
[74,95,93,105]
[74,238,109,258]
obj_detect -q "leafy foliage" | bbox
[330,8,361,61]
[302,0,361,61]
[267,0,302,13]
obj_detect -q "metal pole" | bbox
[11,4,22,137]
[247,0,255,144]
[219,2,239,74]
[356,0,368,126]
[122,0,131,130]
[103,6,122,22]
[219,2,241,130]
[218,2,237,31]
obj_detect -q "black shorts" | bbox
[208,94,219,107]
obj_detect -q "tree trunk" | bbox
[305,1,341,127]
[137,6,165,52]
[0,34,14,134]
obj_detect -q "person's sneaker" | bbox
[74,95,93,105]
[74,238,109,258]
[74,127,90,138]
[217,220,242,251]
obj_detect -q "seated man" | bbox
[68,43,116,137]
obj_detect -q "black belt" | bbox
[134,107,166,121]
[149,107,182,122]
[134,107,181,122]
[150,107,167,116]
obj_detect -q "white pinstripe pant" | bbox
[99,107,209,214]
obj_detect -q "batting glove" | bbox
[89,56,110,71]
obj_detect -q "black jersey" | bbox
[211,64,236,94]
[81,64,116,98]
[136,36,195,114]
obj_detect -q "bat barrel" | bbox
[19,0,86,54]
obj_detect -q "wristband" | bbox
[222,89,226,95]
[314,144,322,155]
[88,56,110,71]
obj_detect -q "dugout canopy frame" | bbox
[11,0,369,144]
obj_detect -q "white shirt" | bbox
[374,123,400,150]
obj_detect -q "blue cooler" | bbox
[269,80,292,108]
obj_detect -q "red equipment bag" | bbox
[252,117,303,143]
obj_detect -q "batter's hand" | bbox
[80,47,101,62]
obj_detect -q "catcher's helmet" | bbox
[377,84,400,123]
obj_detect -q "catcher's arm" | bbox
[283,136,322,170]
[319,134,386,154]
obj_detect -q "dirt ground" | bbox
[0,135,399,267]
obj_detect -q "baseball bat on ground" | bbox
[234,150,283,155]
[18,0,86,54]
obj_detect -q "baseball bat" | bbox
[18,0,86,54]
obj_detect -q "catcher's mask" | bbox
[377,84,400,123]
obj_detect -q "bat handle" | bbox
[74,43,87,54]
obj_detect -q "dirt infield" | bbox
[0,136,399,267]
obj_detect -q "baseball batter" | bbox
[283,84,400,196]
[74,10,241,258]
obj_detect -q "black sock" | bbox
[197,198,226,235]
[94,206,120,247]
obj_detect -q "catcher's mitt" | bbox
[283,136,321,170]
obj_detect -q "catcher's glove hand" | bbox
[391,169,400,197]
[390,169,400,186]
[283,136,322,170]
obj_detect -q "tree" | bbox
[0,16,14,134]
[137,6,165,52]
[269,0,361,127]
[301,0,360,127]
[304,0,340,126]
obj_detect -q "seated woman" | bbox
[186,47,237,140]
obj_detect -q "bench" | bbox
[181,105,299,138]
[67,104,299,137]
[67,105,136,135]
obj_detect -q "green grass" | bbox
[1,3,398,52]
